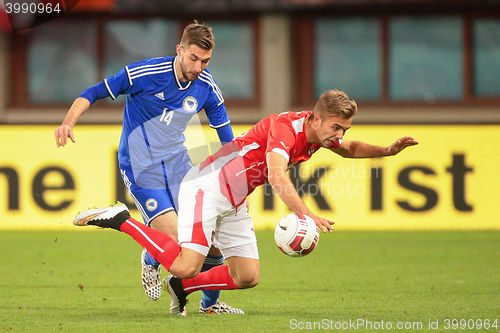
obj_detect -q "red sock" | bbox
[119,218,180,270]
[181,265,239,294]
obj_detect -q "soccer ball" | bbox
[274,213,319,257]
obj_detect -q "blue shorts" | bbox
[120,152,193,225]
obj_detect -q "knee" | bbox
[173,265,201,280]
[235,271,260,289]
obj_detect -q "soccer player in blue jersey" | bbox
[54,21,244,315]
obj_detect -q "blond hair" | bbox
[313,90,358,119]
[180,21,214,50]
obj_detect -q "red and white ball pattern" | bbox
[274,213,319,257]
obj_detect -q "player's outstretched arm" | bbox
[331,136,418,158]
[55,97,90,147]
[385,136,419,156]
[266,151,334,233]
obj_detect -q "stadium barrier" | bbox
[0,124,498,230]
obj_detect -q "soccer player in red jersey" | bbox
[74,89,418,315]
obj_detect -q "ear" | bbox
[312,114,321,126]
[176,44,182,56]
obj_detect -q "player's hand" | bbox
[309,213,334,233]
[55,125,76,147]
[386,136,418,155]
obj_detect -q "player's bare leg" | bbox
[167,248,206,278]
[150,212,178,241]
[226,256,260,289]
[163,249,259,284]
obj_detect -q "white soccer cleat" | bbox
[73,202,130,230]
[141,249,162,301]
[199,300,245,315]
[163,275,188,316]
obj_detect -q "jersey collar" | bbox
[173,56,192,91]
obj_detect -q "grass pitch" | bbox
[0,230,498,332]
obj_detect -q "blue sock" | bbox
[144,251,160,267]
[201,254,224,308]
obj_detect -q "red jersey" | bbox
[212,111,339,207]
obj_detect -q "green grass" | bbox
[0,230,498,332]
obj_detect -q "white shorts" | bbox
[177,162,259,260]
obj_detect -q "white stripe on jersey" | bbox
[198,76,224,106]
[104,78,116,100]
[236,161,265,177]
[200,71,224,105]
[124,66,133,86]
[198,76,221,102]
[271,148,290,162]
[129,65,172,78]
[130,68,172,80]
[239,142,260,156]
[128,61,172,73]
[201,71,224,98]
[291,117,306,134]
[127,61,173,83]
[209,120,231,129]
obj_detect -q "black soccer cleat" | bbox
[163,275,188,316]
[73,202,130,230]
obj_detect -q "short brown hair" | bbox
[180,21,215,50]
[313,89,358,119]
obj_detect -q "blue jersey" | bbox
[103,56,230,189]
